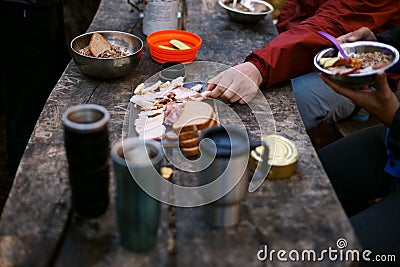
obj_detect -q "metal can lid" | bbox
[260,135,298,166]
[250,135,298,179]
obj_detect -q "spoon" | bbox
[232,0,237,9]
[241,0,255,12]
[317,31,349,59]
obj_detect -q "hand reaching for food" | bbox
[337,27,377,44]
[320,71,399,127]
[206,62,263,104]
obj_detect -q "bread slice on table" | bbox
[181,146,200,157]
[172,101,218,157]
[172,101,216,133]
[179,130,199,140]
[89,32,112,57]
[180,137,200,148]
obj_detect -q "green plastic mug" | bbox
[111,137,163,252]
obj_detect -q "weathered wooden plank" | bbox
[172,1,360,267]
[53,0,171,265]
[0,64,100,266]
[0,0,361,266]
[54,41,171,267]
[0,0,148,266]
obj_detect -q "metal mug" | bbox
[199,125,263,227]
[62,104,110,218]
[111,137,164,252]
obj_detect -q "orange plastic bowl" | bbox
[147,30,202,64]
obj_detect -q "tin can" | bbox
[250,135,298,180]
[142,0,179,36]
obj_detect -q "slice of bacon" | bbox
[164,102,183,125]
[132,77,210,139]
[327,57,363,75]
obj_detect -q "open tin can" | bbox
[250,135,298,180]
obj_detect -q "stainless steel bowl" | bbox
[71,31,143,80]
[218,0,274,24]
[314,41,399,87]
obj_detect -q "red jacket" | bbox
[245,0,400,90]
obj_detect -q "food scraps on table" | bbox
[161,167,174,179]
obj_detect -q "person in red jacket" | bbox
[206,0,400,128]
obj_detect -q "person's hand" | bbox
[206,62,263,104]
[320,71,399,127]
[336,27,376,44]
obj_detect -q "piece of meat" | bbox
[135,113,165,140]
[164,102,183,125]
[327,65,359,75]
[173,87,203,100]
[135,113,164,130]
[139,81,163,95]
[140,125,166,140]
[190,83,203,92]
[130,92,160,108]
[170,76,184,88]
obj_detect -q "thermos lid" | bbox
[62,104,110,133]
[199,125,250,158]
[250,135,298,179]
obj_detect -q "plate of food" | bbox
[128,77,219,157]
[314,41,399,87]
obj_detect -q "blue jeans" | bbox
[318,125,400,266]
[292,72,355,129]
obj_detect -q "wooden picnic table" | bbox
[0,0,360,266]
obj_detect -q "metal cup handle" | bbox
[249,140,270,191]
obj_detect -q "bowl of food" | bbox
[71,31,143,79]
[147,30,202,64]
[218,0,274,24]
[314,41,399,87]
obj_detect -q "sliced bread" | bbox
[89,32,112,57]
[180,137,200,148]
[181,146,200,157]
[179,130,199,141]
[173,101,219,157]
[172,101,215,133]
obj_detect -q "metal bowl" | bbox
[218,0,274,24]
[314,41,399,87]
[71,31,143,80]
